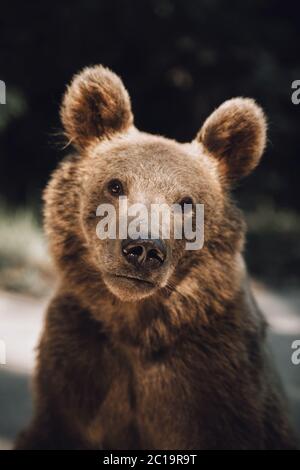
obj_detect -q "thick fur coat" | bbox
[15,65,297,449]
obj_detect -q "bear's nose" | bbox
[121,238,167,269]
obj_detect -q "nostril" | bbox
[122,244,146,265]
[127,246,144,258]
[147,248,164,265]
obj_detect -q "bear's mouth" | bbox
[113,273,156,287]
[102,269,163,300]
[105,272,157,290]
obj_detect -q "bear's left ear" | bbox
[196,98,267,180]
[60,65,133,150]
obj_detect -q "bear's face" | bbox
[57,65,267,303]
[79,134,222,301]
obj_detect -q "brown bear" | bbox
[15,65,297,450]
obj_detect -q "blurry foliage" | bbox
[0,202,53,296]
[0,0,299,285]
[245,205,300,287]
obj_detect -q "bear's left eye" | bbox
[107,179,124,196]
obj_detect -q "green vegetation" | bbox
[245,205,300,287]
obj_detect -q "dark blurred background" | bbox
[0,0,300,287]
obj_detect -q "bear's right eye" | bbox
[107,179,124,196]
[179,196,194,209]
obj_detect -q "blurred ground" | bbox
[0,285,299,450]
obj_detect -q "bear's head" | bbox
[46,65,266,316]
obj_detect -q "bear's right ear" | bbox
[60,65,133,150]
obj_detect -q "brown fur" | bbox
[15,66,297,450]
[198,97,267,181]
[61,65,133,149]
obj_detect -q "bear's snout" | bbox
[121,237,167,270]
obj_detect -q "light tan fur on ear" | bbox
[197,98,267,180]
[61,65,133,149]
